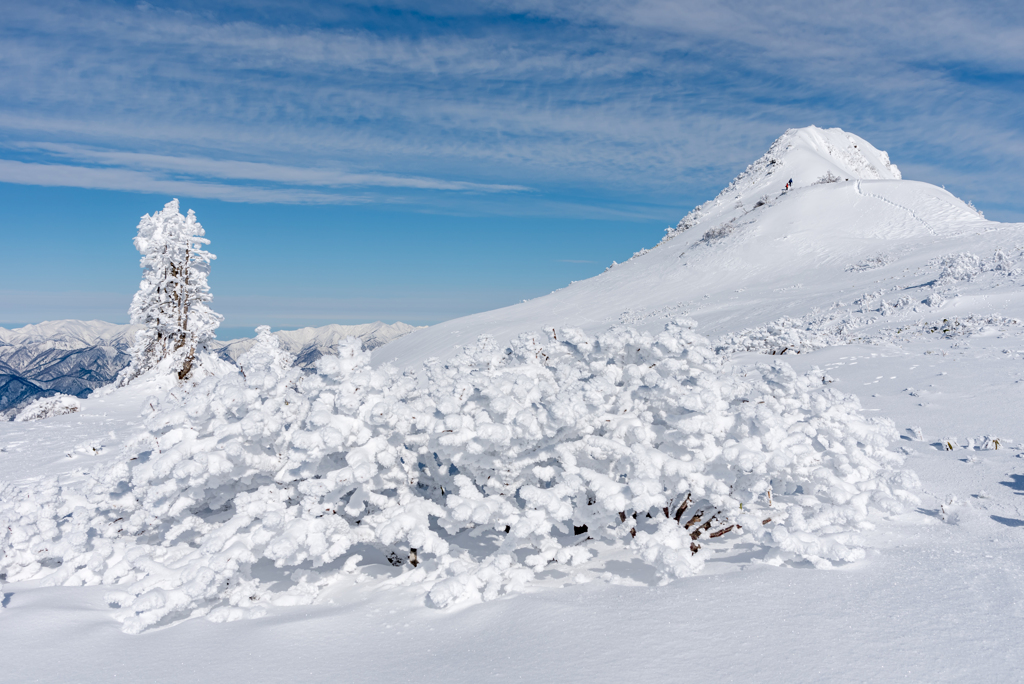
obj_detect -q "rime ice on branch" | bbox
[119,199,222,385]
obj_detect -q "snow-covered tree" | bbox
[119,199,222,384]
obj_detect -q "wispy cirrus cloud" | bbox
[2,0,1022,329]
[20,144,528,193]
[0,158,366,204]
[2,142,529,203]
[0,0,1021,216]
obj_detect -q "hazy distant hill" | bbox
[0,320,420,414]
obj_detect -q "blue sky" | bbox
[2,0,1022,337]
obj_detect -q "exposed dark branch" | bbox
[673,493,692,522]
[683,510,703,529]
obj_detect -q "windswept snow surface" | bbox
[3,126,1024,682]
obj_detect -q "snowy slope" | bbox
[378,127,1003,368]
[3,126,1024,683]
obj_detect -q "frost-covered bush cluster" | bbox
[853,290,926,318]
[845,254,893,272]
[813,171,843,185]
[878,314,1022,347]
[924,315,1022,339]
[0,321,918,633]
[935,253,982,286]
[932,250,1017,288]
[984,249,1015,273]
[14,394,80,422]
[700,219,739,245]
[716,312,856,355]
[878,296,914,316]
[718,288,1022,356]
[940,435,1004,451]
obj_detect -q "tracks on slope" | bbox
[855,180,936,235]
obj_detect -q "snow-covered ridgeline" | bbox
[0,325,133,413]
[662,125,903,243]
[0,320,141,349]
[0,320,420,361]
[0,322,917,633]
[0,320,420,414]
[217,321,421,364]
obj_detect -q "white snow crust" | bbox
[2,126,1024,682]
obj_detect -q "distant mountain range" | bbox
[0,320,420,415]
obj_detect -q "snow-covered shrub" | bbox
[935,252,982,286]
[984,249,1014,273]
[14,394,80,421]
[0,321,918,633]
[813,171,842,185]
[981,436,1002,451]
[925,315,1022,339]
[716,311,856,355]
[939,495,965,524]
[700,220,737,244]
[879,296,913,316]
[846,254,892,272]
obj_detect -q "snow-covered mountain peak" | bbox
[669,126,903,236]
[378,126,1013,369]
[0,320,139,349]
[771,126,901,184]
[732,125,902,194]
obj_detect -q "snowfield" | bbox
[2,126,1024,682]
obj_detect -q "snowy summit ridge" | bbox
[0,320,140,350]
[668,125,902,237]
